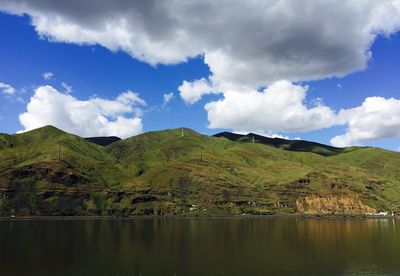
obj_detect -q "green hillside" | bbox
[0,126,399,216]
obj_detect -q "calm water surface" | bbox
[0,218,399,275]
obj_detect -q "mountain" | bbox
[213,132,349,156]
[1,125,399,217]
[85,136,121,146]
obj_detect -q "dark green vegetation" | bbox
[213,132,347,156]
[1,126,399,216]
[84,136,121,146]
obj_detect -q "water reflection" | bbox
[0,218,399,275]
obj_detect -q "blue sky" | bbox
[1,1,400,151]
[0,13,212,133]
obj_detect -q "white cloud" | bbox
[42,71,53,80]
[0,82,16,95]
[331,97,400,147]
[162,92,174,109]
[269,133,291,140]
[178,78,219,105]
[270,133,301,141]
[234,130,300,140]
[205,80,337,133]
[61,82,72,94]
[1,1,399,93]
[208,81,400,147]
[2,1,400,146]
[18,85,146,138]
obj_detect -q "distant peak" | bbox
[85,136,121,146]
[213,131,344,156]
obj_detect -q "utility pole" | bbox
[58,145,61,161]
[181,129,184,137]
[252,136,255,143]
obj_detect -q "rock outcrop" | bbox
[296,194,376,215]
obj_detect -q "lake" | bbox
[0,218,399,275]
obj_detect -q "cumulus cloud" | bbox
[208,81,400,147]
[1,0,400,92]
[2,1,400,145]
[42,71,53,80]
[162,92,174,109]
[205,80,337,133]
[178,78,219,105]
[331,97,400,147]
[0,82,16,95]
[19,85,146,138]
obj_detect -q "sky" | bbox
[1,1,400,151]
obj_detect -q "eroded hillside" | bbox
[0,126,399,216]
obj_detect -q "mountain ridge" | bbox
[85,136,121,147]
[213,131,352,156]
[1,125,399,217]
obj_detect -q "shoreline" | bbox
[1,214,399,221]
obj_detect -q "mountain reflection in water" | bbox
[0,218,399,276]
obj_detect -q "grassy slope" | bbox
[0,126,131,185]
[106,128,399,214]
[0,126,399,216]
[331,147,400,204]
[0,126,134,215]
